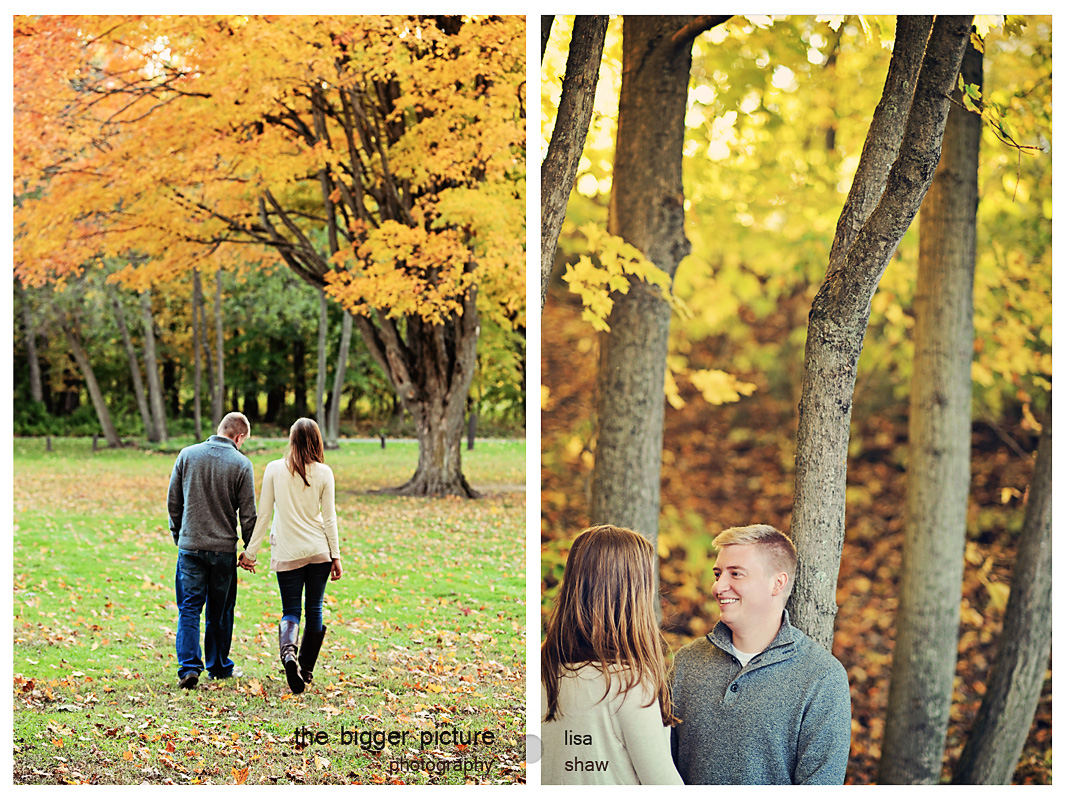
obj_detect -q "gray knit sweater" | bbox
[167,435,257,552]
[670,611,851,784]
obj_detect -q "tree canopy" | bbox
[15,15,524,323]
[15,14,526,495]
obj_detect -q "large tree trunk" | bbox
[787,16,972,648]
[58,313,121,447]
[107,285,155,441]
[316,288,329,431]
[356,282,480,497]
[879,40,982,785]
[140,290,169,441]
[952,401,1052,785]
[325,310,353,449]
[590,15,695,579]
[541,15,608,314]
[214,267,225,426]
[17,283,44,404]
[192,269,204,440]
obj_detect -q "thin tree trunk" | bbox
[879,40,982,784]
[788,16,972,648]
[317,288,328,431]
[108,285,155,441]
[325,310,353,449]
[59,314,121,447]
[590,16,696,594]
[541,15,554,63]
[952,401,1052,785]
[140,290,169,441]
[214,267,225,425]
[541,15,608,314]
[18,284,44,404]
[192,269,203,440]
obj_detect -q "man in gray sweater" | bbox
[671,524,851,784]
[167,412,257,689]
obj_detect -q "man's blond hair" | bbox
[217,411,251,440]
[713,524,797,599]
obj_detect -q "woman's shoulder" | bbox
[311,461,334,479]
[558,663,659,707]
[561,662,642,685]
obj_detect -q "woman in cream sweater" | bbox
[240,418,342,694]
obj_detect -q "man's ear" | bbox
[771,572,789,597]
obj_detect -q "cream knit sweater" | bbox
[244,459,340,571]
[540,664,682,785]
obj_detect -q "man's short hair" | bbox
[713,524,797,598]
[217,411,251,440]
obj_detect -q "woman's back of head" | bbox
[541,524,676,725]
[285,417,325,487]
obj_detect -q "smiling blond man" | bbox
[670,524,851,784]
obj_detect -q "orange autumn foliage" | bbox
[13,15,525,330]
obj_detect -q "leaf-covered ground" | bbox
[540,289,1051,785]
[13,438,525,785]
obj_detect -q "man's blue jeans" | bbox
[176,549,237,678]
[276,562,331,634]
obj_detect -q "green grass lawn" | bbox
[12,437,526,785]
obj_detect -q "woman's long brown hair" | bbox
[284,417,324,487]
[541,524,678,726]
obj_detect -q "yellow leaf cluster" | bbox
[562,224,687,331]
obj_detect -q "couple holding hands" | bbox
[541,523,852,785]
[168,412,343,696]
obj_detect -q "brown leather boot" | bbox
[278,619,305,694]
[298,625,327,686]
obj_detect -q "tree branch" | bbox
[540,14,608,314]
[541,15,554,63]
[669,15,732,50]
[827,15,933,269]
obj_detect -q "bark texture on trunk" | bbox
[591,15,695,571]
[140,290,168,441]
[540,15,608,314]
[356,282,480,497]
[879,40,982,785]
[952,402,1052,785]
[59,314,121,447]
[788,16,973,648]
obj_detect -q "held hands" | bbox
[330,558,343,581]
[238,552,256,573]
